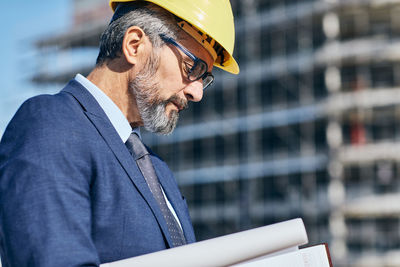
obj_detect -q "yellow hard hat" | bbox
[109,0,239,74]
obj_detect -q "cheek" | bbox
[157,50,185,93]
[155,75,184,101]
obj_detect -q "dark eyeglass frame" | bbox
[159,34,214,90]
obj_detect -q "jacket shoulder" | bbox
[0,90,92,159]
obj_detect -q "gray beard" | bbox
[136,93,180,135]
[129,52,182,135]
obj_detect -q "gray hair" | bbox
[96,1,182,66]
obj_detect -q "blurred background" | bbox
[2,0,400,266]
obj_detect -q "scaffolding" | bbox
[32,0,400,266]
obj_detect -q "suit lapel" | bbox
[61,80,175,248]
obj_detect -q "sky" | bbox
[0,0,71,135]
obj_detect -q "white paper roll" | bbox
[102,218,308,267]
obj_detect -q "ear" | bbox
[122,26,148,66]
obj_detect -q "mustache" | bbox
[164,95,188,111]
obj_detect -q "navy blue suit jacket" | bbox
[0,80,195,266]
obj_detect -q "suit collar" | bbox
[62,79,104,116]
[73,75,132,142]
[61,80,182,247]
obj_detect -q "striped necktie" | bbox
[125,132,186,247]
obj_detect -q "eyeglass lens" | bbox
[188,61,207,81]
[189,61,214,89]
[203,74,214,89]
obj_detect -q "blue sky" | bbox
[0,0,71,135]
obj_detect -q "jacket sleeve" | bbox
[0,96,100,267]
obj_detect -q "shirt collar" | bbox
[74,73,136,142]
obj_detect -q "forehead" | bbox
[179,34,214,70]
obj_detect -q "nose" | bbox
[183,80,203,102]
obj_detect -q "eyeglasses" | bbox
[159,34,214,90]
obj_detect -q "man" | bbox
[0,0,239,266]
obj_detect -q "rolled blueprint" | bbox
[101,218,308,267]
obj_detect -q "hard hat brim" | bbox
[216,55,239,75]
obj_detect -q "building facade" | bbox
[33,0,400,266]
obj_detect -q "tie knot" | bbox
[125,132,149,159]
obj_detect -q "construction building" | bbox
[32,0,400,266]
